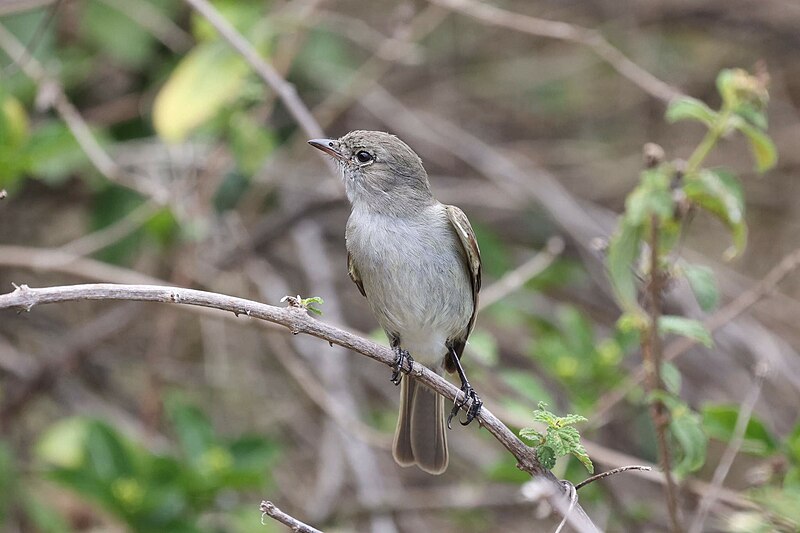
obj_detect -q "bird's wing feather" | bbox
[444,204,481,368]
[347,251,366,297]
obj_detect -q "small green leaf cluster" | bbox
[609,68,776,334]
[519,402,593,473]
[606,68,778,480]
[16,396,280,532]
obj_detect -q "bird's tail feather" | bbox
[393,378,448,474]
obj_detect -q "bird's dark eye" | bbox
[356,151,373,163]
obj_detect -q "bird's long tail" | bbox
[393,378,448,474]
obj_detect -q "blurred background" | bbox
[1,0,799,531]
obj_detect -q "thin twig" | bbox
[643,217,682,533]
[687,363,769,533]
[260,500,324,533]
[590,246,800,429]
[264,332,391,450]
[181,0,325,140]
[0,282,598,531]
[99,0,192,53]
[58,200,161,257]
[429,0,682,103]
[575,465,653,490]
[1,0,61,77]
[478,236,565,310]
[0,23,167,202]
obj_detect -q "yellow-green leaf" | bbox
[607,220,643,312]
[153,42,250,142]
[658,316,713,347]
[683,169,747,258]
[666,97,718,127]
[736,122,778,173]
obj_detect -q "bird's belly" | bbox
[349,220,473,362]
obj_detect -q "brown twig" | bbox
[590,246,800,429]
[260,500,324,533]
[687,363,769,533]
[642,217,682,533]
[429,0,683,103]
[574,465,653,490]
[0,282,598,531]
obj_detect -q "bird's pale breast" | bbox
[346,204,473,366]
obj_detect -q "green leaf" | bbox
[153,42,251,142]
[683,169,746,258]
[661,361,682,395]
[702,404,777,456]
[666,97,718,127]
[519,427,544,446]
[35,417,93,469]
[735,121,778,173]
[682,263,720,312]
[734,102,768,130]
[166,398,217,464]
[669,401,708,476]
[571,442,594,474]
[658,316,713,347]
[84,422,137,481]
[81,0,158,67]
[607,220,643,312]
[716,69,738,107]
[624,169,673,225]
[537,446,556,470]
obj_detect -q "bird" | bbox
[309,130,482,474]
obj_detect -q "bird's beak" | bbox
[308,138,345,161]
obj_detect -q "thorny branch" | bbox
[0,282,598,531]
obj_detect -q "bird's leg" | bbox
[390,340,414,386]
[446,346,483,428]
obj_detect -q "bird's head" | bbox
[309,130,433,209]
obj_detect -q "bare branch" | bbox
[0,282,597,531]
[260,500,324,533]
[575,465,653,490]
[429,0,683,103]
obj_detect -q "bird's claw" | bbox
[390,348,413,385]
[447,384,483,429]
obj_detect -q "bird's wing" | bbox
[444,204,481,367]
[347,251,366,297]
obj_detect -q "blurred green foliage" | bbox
[0,397,279,532]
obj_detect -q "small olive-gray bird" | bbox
[309,130,482,475]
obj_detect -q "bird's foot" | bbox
[447,382,483,429]
[390,347,414,385]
